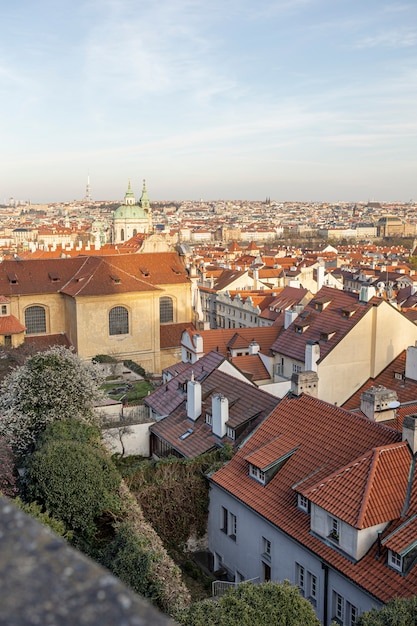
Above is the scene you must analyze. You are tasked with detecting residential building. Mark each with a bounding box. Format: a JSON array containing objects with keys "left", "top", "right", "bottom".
[
  {"left": 208, "top": 391, "right": 417, "bottom": 625},
  {"left": 271, "top": 286, "right": 417, "bottom": 406}
]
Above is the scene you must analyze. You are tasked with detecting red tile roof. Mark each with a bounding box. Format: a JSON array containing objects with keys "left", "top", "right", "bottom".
[
  {"left": 0, "top": 315, "right": 26, "bottom": 334},
  {"left": 185, "top": 326, "right": 281, "bottom": 357},
  {"left": 230, "top": 354, "right": 271, "bottom": 382},
  {"left": 210, "top": 393, "right": 417, "bottom": 603},
  {"left": 271, "top": 286, "right": 376, "bottom": 362}
]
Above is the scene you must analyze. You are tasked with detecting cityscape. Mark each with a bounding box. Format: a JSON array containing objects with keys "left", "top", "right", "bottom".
[
  {"left": 1, "top": 180, "right": 417, "bottom": 625},
  {"left": 2, "top": 0, "right": 417, "bottom": 623}
]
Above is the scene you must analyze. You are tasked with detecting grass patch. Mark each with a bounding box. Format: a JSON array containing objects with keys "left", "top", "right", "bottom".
[{"left": 101, "top": 380, "right": 154, "bottom": 403}]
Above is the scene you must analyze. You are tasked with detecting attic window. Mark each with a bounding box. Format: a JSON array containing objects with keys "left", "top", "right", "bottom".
[
  {"left": 249, "top": 464, "right": 266, "bottom": 484},
  {"left": 140, "top": 267, "right": 150, "bottom": 277},
  {"left": 320, "top": 331, "right": 336, "bottom": 342},
  {"left": 295, "top": 324, "right": 308, "bottom": 334},
  {"left": 298, "top": 494, "right": 310, "bottom": 513},
  {"left": 341, "top": 309, "right": 355, "bottom": 318},
  {"left": 314, "top": 302, "right": 323, "bottom": 312},
  {"left": 226, "top": 426, "right": 235, "bottom": 440},
  {"left": 110, "top": 274, "right": 121, "bottom": 284},
  {"left": 394, "top": 371, "right": 405, "bottom": 381},
  {"left": 7, "top": 273, "right": 18, "bottom": 284},
  {"left": 179, "top": 428, "right": 193, "bottom": 440},
  {"left": 171, "top": 266, "right": 181, "bottom": 275},
  {"left": 48, "top": 272, "right": 60, "bottom": 282},
  {"left": 388, "top": 550, "right": 403, "bottom": 572}
]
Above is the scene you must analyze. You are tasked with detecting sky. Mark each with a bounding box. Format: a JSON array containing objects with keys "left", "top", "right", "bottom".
[{"left": 1, "top": 0, "right": 416, "bottom": 204}]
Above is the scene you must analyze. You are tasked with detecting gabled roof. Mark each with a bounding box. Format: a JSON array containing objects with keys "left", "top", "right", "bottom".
[
  {"left": 300, "top": 442, "right": 411, "bottom": 529},
  {"left": 150, "top": 368, "right": 280, "bottom": 458},
  {"left": 0, "top": 253, "right": 189, "bottom": 299},
  {"left": 145, "top": 351, "right": 226, "bottom": 416},
  {"left": 184, "top": 326, "right": 281, "bottom": 357},
  {"left": 271, "top": 286, "right": 376, "bottom": 362},
  {"left": 210, "top": 393, "right": 417, "bottom": 603}
]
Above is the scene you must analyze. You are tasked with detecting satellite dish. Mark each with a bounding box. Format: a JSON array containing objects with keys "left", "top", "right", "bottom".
[{"left": 388, "top": 400, "right": 400, "bottom": 410}]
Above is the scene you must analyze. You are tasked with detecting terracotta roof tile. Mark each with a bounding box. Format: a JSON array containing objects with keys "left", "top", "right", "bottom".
[
  {"left": 0, "top": 315, "right": 26, "bottom": 334},
  {"left": 230, "top": 354, "right": 270, "bottom": 381},
  {"left": 301, "top": 442, "right": 411, "bottom": 529},
  {"left": 210, "top": 393, "right": 417, "bottom": 604}
]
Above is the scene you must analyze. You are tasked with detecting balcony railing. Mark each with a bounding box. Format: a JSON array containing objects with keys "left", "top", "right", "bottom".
[{"left": 212, "top": 577, "right": 260, "bottom": 598}]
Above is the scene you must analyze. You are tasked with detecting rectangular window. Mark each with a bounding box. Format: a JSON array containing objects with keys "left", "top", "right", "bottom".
[
  {"left": 226, "top": 426, "right": 235, "bottom": 440},
  {"left": 1, "top": 305, "right": 6, "bottom": 315},
  {"left": 249, "top": 464, "right": 266, "bottom": 484},
  {"left": 329, "top": 516, "right": 340, "bottom": 543},
  {"left": 296, "top": 563, "right": 305, "bottom": 595},
  {"left": 308, "top": 573, "right": 317, "bottom": 605},
  {"left": 205, "top": 412, "right": 213, "bottom": 426},
  {"left": 292, "top": 363, "right": 302, "bottom": 373},
  {"left": 298, "top": 494, "right": 309, "bottom": 512},
  {"left": 229, "top": 513, "right": 237, "bottom": 541},
  {"left": 388, "top": 550, "right": 403, "bottom": 572},
  {"left": 262, "top": 537, "right": 271, "bottom": 560},
  {"left": 332, "top": 592, "right": 358, "bottom": 626},
  {"left": 221, "top": 507, "right": 228, "bottom": 533}
]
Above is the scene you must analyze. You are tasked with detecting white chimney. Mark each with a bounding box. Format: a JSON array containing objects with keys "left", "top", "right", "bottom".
[
  {"left": 359, "top": 285, "right": 376, "bottom": 303},
  {"left": 249, "top": 340, "right": 260, "bottom": 355},
  {"left": 405, "top": 343, "right": 417, "bottom": 381},
  {"left": 284, "top": 308, "right": 298, "bottom": 329},
  {"left": 305, "top": 341, "right": 320, "bottom": 372},
  {"left": 186, "top": 374, "right": 202, "bottom": 421},
  {"left": 403, "top": 414, "right": 417, "bottom": 454},
  {"left": 212, "top": 394, "right": 229, "bottom": 438}
]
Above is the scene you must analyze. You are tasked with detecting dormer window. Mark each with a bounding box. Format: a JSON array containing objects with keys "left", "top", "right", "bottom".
[
  {"left": 320, "top": 331, "right": 336, "bottom": 342},
  {"left": 249, "top": 464, "right": 266, "bottom": 485},
  {"left": 298, "top": 494, "right": 310, "bottom": 513},
  {"left": 205, "top": 412, "right": 213, "bottom": 426},
  {"left": 388, "top": 550, "right": 403, "bottom": 572},
  {"left": 1, "top": 305, "right": 7, "bottom": 316},
  {"left": 226, "top": 426, "right": 235, "bottom": 440},
  {"left": 328, "top": 516, "right": 340, "bottom": 543}
]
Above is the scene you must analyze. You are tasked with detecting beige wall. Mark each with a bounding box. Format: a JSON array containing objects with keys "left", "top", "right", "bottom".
[{"left": 318, "top": 301, "right": 417, "bottom": 405}]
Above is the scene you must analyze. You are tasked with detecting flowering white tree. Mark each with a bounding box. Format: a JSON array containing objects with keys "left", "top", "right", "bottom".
[{"left": 0, "top": 346, "right": 105, "bottom": 457}]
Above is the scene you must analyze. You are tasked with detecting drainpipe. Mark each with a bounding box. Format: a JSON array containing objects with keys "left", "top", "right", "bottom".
[{"left": 321, "top": 562, "right": 328, "bottom": 626}]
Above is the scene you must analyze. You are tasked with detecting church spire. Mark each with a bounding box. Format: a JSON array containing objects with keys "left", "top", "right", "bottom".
[{"left": 139, "top": 178, "right": 151, "bottom": 210}]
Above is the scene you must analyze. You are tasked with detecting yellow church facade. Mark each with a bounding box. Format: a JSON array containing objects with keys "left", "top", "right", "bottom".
[{"left": 0, "top": 251, "right": 193, "bottom": 373}]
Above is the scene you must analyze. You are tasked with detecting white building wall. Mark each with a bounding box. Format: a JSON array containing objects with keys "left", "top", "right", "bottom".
[{"left": 208, "top": 484, "right": 383, "bottom": 626}]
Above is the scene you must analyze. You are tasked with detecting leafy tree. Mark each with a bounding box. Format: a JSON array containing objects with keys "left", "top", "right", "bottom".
[
  {"left": 0, "top": 346, "right": 105, "bottom": 456},
  {"left": 357, "top": 596, "right": 417, "bottom": 626},
  {"left": 177, "top": 580, "right": 321, "bottom": 626},
  {"left": 26, "top": 422, "right": 122, "bottom": 540},
  {"left": 14, "top": 498, "right": 73, "bottom": 540},
  {"left": 101, "top": 522, "right": 161, "bottom": 604},
  {"left": 0, "top": 436, "right": 18, "bottom": 497}
]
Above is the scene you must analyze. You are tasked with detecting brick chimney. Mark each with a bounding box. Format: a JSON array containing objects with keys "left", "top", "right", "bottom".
[{"left": 212, "top": 394, "right": 229, "bottom": 438}]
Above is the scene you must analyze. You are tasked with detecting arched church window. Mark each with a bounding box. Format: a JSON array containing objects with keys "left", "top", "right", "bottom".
[
  {"left": 160, "top": 297, "right": 173, "bottom": 324},
  {"left": 109, "top": 306, "right": 129, "bottom": 335},
  {"left": 133, "top": 229, "right": 137, "bottom": 236},
  {"left": 25, "top": 305, "right": 46, "bottom": 334},
  {"left": 120, "top": 229, "right": 125, "bottom": 241}
]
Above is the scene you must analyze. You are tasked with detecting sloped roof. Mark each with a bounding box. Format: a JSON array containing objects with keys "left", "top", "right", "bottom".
[
  {"left": 150, "top": 368, "right": 279, "bottom": 458},
  {"left": 0, "top": 315, "right": 26, "bottom": 334},
  {"left": 342, "top": 351, "right": 417, "bottom": 410},
  {"left": 185, "top": 326, "right": 281, "bottom": 357},
  {"left": 210, "top": 393, "right": 417, "bottom": 603},
  {"left": 230, "top": 354, "right": 271, "bottom": 382},
  {"left": 145, "top": 351, "right": 226, "bottom": 416},
  {"left": 301, "top": 442, "right": 411, "bottom": 529},
  {"left": 160, "top": 323, "right": 194, "bottom": 350},
  {"left": 0, "top": 253, "right": 189, "bottom": 299},
  {"left": 271, "top": 286, "right": 377, "bottom": 362}
]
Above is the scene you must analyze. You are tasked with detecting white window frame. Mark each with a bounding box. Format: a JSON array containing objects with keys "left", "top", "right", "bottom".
[
  {"left": 262, "top": 537, "right": 271, "bottom": 560},
  {"left": 296, "top": 563, "right": 305, "bottom": 596},
  {"left": 226, "top": 426, "right": 235, "bottom": 440},
  {"left": 308, "top": 572, "right": 317, "bottom": 605},
  {"left": 205, "top": 412, "right": 213, "bottom": 426},
  {"left": 249, "top": 464, "right": 266, "bottom": 485},
  {"left": 298, "top": 494, "right": 309, "bottom": 512},
  {"left": 388, "top": 550, "right": 403, "bottom": 572},
  {"left": 328, "top": 516, "right": 340, "bottom": 543}
]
